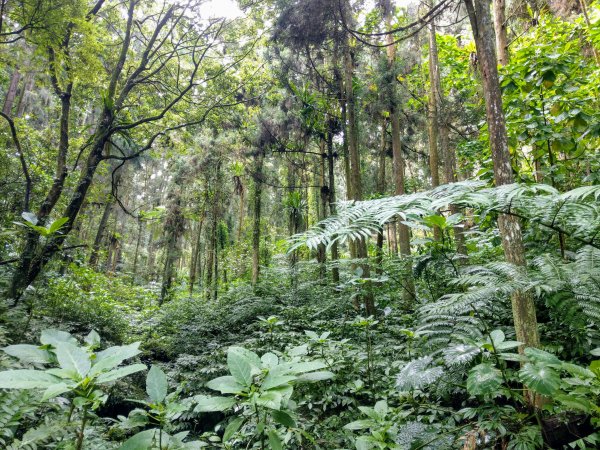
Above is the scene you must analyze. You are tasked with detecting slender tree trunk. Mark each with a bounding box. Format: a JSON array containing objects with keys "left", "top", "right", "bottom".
[
  {"left": 3, "top": 69, "right": 21, "bottom": 115},
  {"left": 344, "top": 44, "right": 375, "bottom": 316},
  {"left": 132, "top": 219, "right": 144, "bottom": 282},
  {"left": 89, "top": 199, "right": 114, "bottom": 268},
  {"left": 464, "top": 0, "right": 540, "bottom": 360},
  {"left": 383, "top": 0, "right": 415, "bottom": 305},
  {"left": 493, "top": 0, "right": 509, "bottom": 66},
  {"left": 16, "top": 73, "right": 34, "bottom": 118},
  {"left": 189, "top": 212, "right": 204, "bottom": 294},
  {"left": 317, "top": 140, "right": 328, "bottom": 280},
  {"left": 326, "top": 121, "right": 340, "bottom": 283},
  {"left": 251, "top": 147, "right": 265, "bottom": 286},
  {"left": 427, "top": 16, "right": 442, "bottom": 241}
]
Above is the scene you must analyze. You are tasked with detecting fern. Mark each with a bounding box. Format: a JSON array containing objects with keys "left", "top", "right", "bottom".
[{"left": 290, "top": 182, "right": 600, "bottom": 251}]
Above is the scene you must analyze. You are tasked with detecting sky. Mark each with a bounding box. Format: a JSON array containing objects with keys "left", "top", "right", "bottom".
[{"left": 198, "top": 0, "right": 243, "bottom": 20}]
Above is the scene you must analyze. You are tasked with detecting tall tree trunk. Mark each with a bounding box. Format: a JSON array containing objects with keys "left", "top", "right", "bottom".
[
  {"left": 3, "top": 69, "right": 21, "bottom": 115},
  {"left": 427, "top": 15, "right": 441, "bottom": 241},
  {"left": 493, "top": 0, "right": 509, "bottom": 66},
  {"left": 251, "top": 147, "right": 265, "bottom": 286},
  {"left": 317, "top": 140, "right": 328, "bottom": 280},
  {"left": 189, "top": 212, "right": 204, "bottom": 294},
  {"left": 344, "top": 44, "right": 375, "bottom": 316},
  {"left": 89, "top": 163, "right": 123, "bottom": 267},
  {"left": 160, "top": 191, "right": 184, "bottom": 305},
  {"left": 326, "top": 120, "right": 340, "bottom": 283},
  {"left": 464, "top": 0, "right": 540, "bottom": 361},
  {"left": 383, "top": 0, "right": 415, "bottom": 305},
  {"left": 132, "top": 219, "right": 144, "bottom": 282}
]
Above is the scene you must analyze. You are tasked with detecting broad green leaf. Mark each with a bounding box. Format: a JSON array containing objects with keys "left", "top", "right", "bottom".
[
  {"left": 467, "top": 363, "right": 503, "bottom": 396},
  {"left": 206, "top": 375, "right": 245, "bottom": 394},
  {"left": 262, "top": 374, "right": 296, "bottom": 390},
  {"left": 489, "top": 329, "right": 505, "bottom": 347},
  {"left": 261, "top": 352, "right": 278, "bottom": 368},
  {"left": 42, "top": 383, "right": 71, "bottom": 401},
  {"left": 267, "top": 430, "right": 283, "bottom": 450},
  {"left": 271, "top": 409, "right": 296, "bottom": 428},
  {"left": 227, "top": 347, "right": 255, "bottom": 386},
  {"left": 146, "top": 365, "right": 168, "bottom": 403},
  {"left": 443, "top": 344, "right": 480, "bottom": 366},
  {"left": 373, "top": 400, "right": 388, "bottom": 418},
  {"left": 47, "top": 217, "right": 69, "bottom": 234},
  {"left": 40, "top": 329, "right": 77, "bottom": 347},
  {"left": 90, "top": 342, "right": 141, "bottom": 376},
  {"left": 519, "top": 363, "right": 560, "bottom": 396},
  {"left": 119, "top": 429, "right": 159, "bottom": 450},
  {"left": 287, "top": 360, "right": 327, "bottom": 374},
  {"left": 495, "top": 340, "right": 522, "bottom": 351},
  {"left": 524, "top": 348, "right": 561, "bottom": 365},
  {"left": 84, "top": 330, "right": 101, "bottom": 347},
  {"left": 21, "top": 211, "right": 38, "bottom": 225},
  {"left": 554, "top": 394, "right": 596, "bottom": 413},
  {"left": 3, "top": 345, "right": 52, "bottom": 364},
  {"left": 223, "top": 417, "right": 244, "bottom": 441},
  {"left": 256, "top": 390, "right": 283, "bottom": 410},
  {"left": 194, "top": 396, "right": 235, "bottom": 412},
  {"left": 0, "top": 370, "right": 61, "bottom": 389},
  {"left": 590, "top": 348, "right": 600, "bottom": 357},
  {"left": 296, "top": 371, "right": 334, "bottom": 382},
  {"left": 343, "top": 419, "right": 377, "bottom": 430},
  {"left": 55, "top": 342, "right": 91, "bottom": 378},
  {"left": 96, "top": 363, "right": 146, "bottom": 384}
]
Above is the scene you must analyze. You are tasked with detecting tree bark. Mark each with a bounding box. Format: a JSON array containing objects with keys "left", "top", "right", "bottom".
[
  {"left": 493, "top": 0, "right": 509, "bottom": 66},
  {"left": 251, "top": 147, "right": 265, "bottom": 286},
  {"left": 326, "top": 120, "right": 340, "bottom": 283},
  {"left": 464, "top": 0, "right": 540, "bottom": 357},
  {"left": 344, "top": 44, "right": 375, "bottom": 316},
  {"left": 383, "top": 0, "right": 415, "bottom": 305},
  {"left": 3, "top": 68, "right": 21, "bottom": 115}
]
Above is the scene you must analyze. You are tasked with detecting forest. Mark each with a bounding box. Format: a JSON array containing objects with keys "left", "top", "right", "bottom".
[{"left": 0, "top": 0, "right": 599, "bottom": 448}]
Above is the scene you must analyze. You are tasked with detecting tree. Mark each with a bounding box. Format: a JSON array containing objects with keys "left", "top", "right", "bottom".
[{"left": 463, "top": 0, "right": 540, "bottom": 357}]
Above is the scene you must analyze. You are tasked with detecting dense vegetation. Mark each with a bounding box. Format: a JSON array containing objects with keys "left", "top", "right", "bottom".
[{"left": 0, "top": 0, "right": 599, "bottom": 448}]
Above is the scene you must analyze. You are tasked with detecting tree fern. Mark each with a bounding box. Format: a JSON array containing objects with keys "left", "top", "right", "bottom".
[{"left": 290, "top": 182, "right": 600, "bottom": 251}]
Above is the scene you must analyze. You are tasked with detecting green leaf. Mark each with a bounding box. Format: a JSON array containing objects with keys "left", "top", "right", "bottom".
[
  {"left": 90, "top": 342, "right": 141, "bottom": 376},
  {"left": 271, "top": 410, "right": 296, "bottom": 428},
  {"left": 40, "top": 329, "right": 77, "bottom": 347},
  {"left": 41, "top": 383, "right": 71, "bottom": 401},
  {"left": 21, "top": 211, "right": 38, "bottom": 225},
  {"left": 489, "top": 329, "right": 505, "bottom": 347},
  {"left": 194, "top": 396, "right": 236, "bottom": 412},
  {"left": 519, "top": 363, "right": 561, "bottom": 396},
  {"left": 146, "top": 365, "right": 168, "bottom": 403},
  {"left": 84, "top": 330, "right": 101, "bottom": 347},
  {"left": 286, "top": 360, "right": 327, "bottom": 374},
  {"left": 590, "top": 348, "right": 600, "bottom": 357},
  {"left": 55, "top": 342, "right": 91, "bottom": 378},
  {"left": 262, "top": 373, "right": 296, "bottom": 390},
  {"left": 206, "top": 375, "right": 245, "bottom": 394},
  {"left": 373, "top": 400, "right": 388, "bottom": 418},
  {"left": 119, "top": 429, "right": 160, "bottom": 450},
  {"left": 96, "top": 363, "right": 146, "bottom": 384},
  {"left": 3, "top": 344, "right": 52, "bottom": 364},
  {"left": 343, "top": 419, "right": 377, "bottom": 430},
  {"left": 0, "top": 370, "right": 61, "bottom": 389},
  {"left": 47, "top": 217, "right": 69, "bottom": 234},
  {"left": 227, "top": 347, "right": 256, "bottom": 386},
  {"left": 467, "top": 363, "right": 503, "bottom": 396},
  {"left": 267, "top": 430, "right": 283, "bottom": 450},
  {"left": 296, "top": 371, "right": 334, "bottom": 382},
  {"left": 223, "top": 417, "right": 244, "bottom": 441},
  {"left": 256, "top": 390, "right": 283, "bottom": 410},
  {"left": 524, "top": 347, "right": 561, "bottom": 365},
  {"left": 261, "top": 352, "right": 278, "bottom": 368}
]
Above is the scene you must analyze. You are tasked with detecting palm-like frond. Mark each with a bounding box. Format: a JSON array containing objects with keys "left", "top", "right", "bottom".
[{"left": 289, "top": 182, "right": 600, "bottom": 251}]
